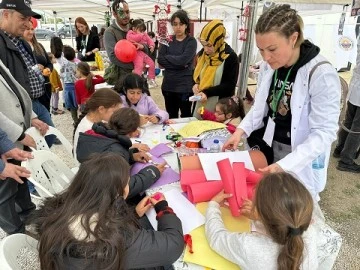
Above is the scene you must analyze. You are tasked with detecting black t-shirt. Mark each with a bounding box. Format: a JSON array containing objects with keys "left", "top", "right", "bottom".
[{"left": 266, "top": 40, "right": 320, "bottom": 145}]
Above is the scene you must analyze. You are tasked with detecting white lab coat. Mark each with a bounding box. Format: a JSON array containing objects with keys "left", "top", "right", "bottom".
[{"left": 239, "top": 54, "right": 341, "bottom": 200}]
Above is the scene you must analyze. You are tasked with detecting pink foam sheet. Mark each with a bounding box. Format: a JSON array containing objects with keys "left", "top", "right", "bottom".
[
  {"left": 180, "top": 169, "right": 207, "bottom": 191},
  {"left": 233, "top": 162, "right": 248, "bottom": 208},
  {"left": 187, "top": 181, "right": 224, "bottom": 203},
  {"left": 217, "top": 158, "right": 240, "bottom": 217}
]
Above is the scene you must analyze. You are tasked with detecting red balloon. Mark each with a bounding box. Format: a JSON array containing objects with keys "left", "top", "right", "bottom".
[
  {"left": 114, "top": 39, "right": 137, "bottom": 63},
  {"left": 31, "top": 18, "right": 38, "bottom": 29}
]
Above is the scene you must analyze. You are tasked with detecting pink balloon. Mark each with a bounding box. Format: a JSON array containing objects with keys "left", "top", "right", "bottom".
[
  {"left": 31, "top": 18, "right": 38, "bottom": 29},
  {"left": 114, "top": 39, "right": 137, "bottom": 63}
]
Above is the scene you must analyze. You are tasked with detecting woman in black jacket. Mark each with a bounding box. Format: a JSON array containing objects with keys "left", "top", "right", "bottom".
[
  {"left": 30, "top": 152, "right": 184, "bottom": 270},
  {"left": 77, "top": 108, "right": 166, "bottom": 202},
  {"left": 192, "top": 20, "right": 239, "bottom": 119},
  {"left": 75, "top": 17, "right": 100, "bottom": 62}
]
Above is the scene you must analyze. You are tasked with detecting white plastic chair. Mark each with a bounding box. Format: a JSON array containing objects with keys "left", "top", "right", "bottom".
[
  {"left": 22, "top": 150, "right": 75, "bottom": 198},
  {"left": 25, "top": 126, "right": 79, "bottom": 167},
  {"left": 0, "top": 233, "right": 39, "bottom": 270}
]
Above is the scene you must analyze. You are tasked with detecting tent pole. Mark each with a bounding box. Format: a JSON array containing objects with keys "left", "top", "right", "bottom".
[{"left": 237, "top": 0, "right": 258, "bottom": 99}]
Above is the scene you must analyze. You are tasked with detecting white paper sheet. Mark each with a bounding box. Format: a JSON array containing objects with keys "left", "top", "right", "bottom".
[
  {"left": 145, "top": 189, "right": 205, "bottom": 234},
  {"left": 198, "top": 152, "right": 255, "bottom": 181}
]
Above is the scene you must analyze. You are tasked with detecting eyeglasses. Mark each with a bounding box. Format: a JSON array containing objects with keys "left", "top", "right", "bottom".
[{"left": 214, "top": 111, "right": 224, "bottom": 116}]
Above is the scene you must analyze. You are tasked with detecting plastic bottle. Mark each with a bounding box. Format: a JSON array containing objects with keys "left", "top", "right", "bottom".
[
  {"left": 312, "top": 154, "right": 325, "bottom": 169},
  {"left": 209, "top": 139, "right": 221, "bottom": 153}
]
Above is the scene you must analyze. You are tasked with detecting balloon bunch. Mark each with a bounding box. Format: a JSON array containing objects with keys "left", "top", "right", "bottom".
[{"left": 154, "top": 0, "right": 172, "bottom": 46}]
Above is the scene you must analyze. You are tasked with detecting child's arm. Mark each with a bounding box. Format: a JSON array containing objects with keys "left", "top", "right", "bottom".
[
  {"left": 93, "top": 75, "right": 105, "bottom": 84},
  {"left": 201, "top": 109, "right": 217, "bottom": 122},
  {"left": 146, "top": 96, "right": 169, "bottom": 124},
  {"left": 126, "top": 30, "right": 142, "bottom": 44},
  {"left": 226, "top": 123, "right": 237, "bottom": 134},
  {"left": 144, "top": 32, "right": 155, "bottom": 49},
  {"left": 74, "top": 81, "right": 82, "bottom": 105},
  {"left": 124, "top": 200, "right": 184, "bottom": 268},
  {"left": 205, "top": 201, "right": 249, "bottom": 266}
]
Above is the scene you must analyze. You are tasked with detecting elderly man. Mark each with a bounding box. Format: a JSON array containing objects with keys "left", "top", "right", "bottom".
[
  {"left": 104, "top": 0, "right": 149, "bottom": 84},
  {"left": 0, "top": 54, "right": 48, "bottom": 234},
  {"left": 0, "top": 0, "right": 55, "bottom": 146}
]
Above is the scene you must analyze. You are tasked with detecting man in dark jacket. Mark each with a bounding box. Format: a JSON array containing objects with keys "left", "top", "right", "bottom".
[
  {"left": 77, "top": 122, "right": 164, "bottom": 200},
  {"left": 104, "top": 0, "right": 150, "bottom": 84},
  {"left": 0, "top": 0, "right": 55, "bottom": 146}
]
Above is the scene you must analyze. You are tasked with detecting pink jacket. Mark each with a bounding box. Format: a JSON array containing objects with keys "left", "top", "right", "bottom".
[{"left": 126, "top": 30, "right": 155, "bottom": 48}]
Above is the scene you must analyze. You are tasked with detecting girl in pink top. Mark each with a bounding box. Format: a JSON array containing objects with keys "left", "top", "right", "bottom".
[{"left": 126, "top": 19, "right": 157, "bottom": 87}]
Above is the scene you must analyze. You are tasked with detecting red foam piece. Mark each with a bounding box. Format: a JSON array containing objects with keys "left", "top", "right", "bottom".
[
  {"left": 217, "top": 159, "right": 239, "bottom": 217},
  {"left": 180, "top": 169, "right": 207, "bottom": 191},
  {"left": 233, "top": 162, "right": 248, "bottom": 208},
  {"left": 187, "top": 181, "right": 224, "bottom": 203}
]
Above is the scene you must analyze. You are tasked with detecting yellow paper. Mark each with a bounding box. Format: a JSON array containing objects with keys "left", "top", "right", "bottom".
[
  {"left": 183, "top": 202, "right": 250, "bottom": 270},
  {"left": 177, "top": 120, "right": 226, "bottom": 138}
]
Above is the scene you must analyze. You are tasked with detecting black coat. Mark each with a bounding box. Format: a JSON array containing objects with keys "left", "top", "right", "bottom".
[
  {"left": 0, "top": 30, "right": 35, "bottom": 97},
  {"left": 76, "top": 123, "right": 161, "bottom": 199},
  {"left": 76, "top": 30, "right": 100, "bottom": 62}
]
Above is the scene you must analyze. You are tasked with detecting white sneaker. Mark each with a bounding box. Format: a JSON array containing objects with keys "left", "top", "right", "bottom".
[{"left": 148, "top": 79, "right": 158, "bottom": 88}]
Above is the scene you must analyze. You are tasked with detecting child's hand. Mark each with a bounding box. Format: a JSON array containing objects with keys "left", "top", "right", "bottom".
[
  {"left": 133, "top": 152, "right": 150, "bottom": 163},
  {"left": 140, "top": 115, "right": 149, "bottom": 126},
  {"left": 211, "top": 190, "right": 232, "bottom": 204},
  {"left": 135, "top": 196, "right": 153, "bottom": 217},
  {"left": 148, "top": 115, "right": 159, "bottom": 124},
  {"left": 132, "top": 143, "right": 150, "bottom": 152},
  {"left": 154, "top": 162, "right": 167, "bottom": 174},
  {"left": 240, "top": 199, "right": 259, "bottom": 220}
]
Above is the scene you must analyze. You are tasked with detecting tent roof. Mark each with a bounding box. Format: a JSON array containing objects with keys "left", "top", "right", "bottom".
[{"left": 32, "top": 0, "right": 352, "bottom": 24}]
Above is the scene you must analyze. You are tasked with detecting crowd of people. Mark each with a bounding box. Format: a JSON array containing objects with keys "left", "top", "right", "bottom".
[{"left": 0, "top": 0, "right": 354, "bottom": 269}]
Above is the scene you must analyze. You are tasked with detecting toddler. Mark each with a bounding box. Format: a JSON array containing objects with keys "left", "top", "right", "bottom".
[
  {"left": 126, "top": 19, "right": 157, "bottom": 87},
  {"left": 47, "top": 52, "right": 64, "bottom": 115}
]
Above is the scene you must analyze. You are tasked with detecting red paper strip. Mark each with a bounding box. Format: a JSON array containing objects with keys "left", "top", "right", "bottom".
[
  {"left": 187, "top": 181, "right": 224, "bottom": 203},
  {"left": 233, "top": 162, "right": 248, "bottom": 208},
  {"left": 217, "top": 159, "right": 240, "bottom": 217},
  {"left": 180, "top": 169, "right": 207, "bottom": 191}
]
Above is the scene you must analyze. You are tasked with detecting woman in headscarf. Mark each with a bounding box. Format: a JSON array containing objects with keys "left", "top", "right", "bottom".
[{"left": 193, "top": 20, "right": 239, "bottom": 119}]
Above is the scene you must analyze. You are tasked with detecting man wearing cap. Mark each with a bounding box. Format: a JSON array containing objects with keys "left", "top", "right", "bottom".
[
  {"left": 0, "top": 0, "right": 55, "bottom": 146},
  {"left": 104, "top": 0, "right": 149, "bottom": 84}
]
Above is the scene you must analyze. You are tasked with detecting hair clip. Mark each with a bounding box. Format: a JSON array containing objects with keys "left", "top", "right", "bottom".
[{"left": 288, "top": 226, "right": 302, "bottom": 236}]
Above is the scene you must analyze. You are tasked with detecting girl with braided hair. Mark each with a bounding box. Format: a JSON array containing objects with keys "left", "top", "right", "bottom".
[
  {"left": 205, "top": 172, "right": 342, "bottom": 270},
  {"left": 224, "top": 4, "right": 341, "bottom": 200}
]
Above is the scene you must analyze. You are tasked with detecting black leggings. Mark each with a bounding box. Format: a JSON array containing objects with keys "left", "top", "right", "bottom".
[{"left": 162, "top": 91, "right": 193, "bottom": 119}]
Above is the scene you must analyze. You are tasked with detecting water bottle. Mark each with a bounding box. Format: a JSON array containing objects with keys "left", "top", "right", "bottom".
[
  {"left": 208, "top": 139, "right": 221, "bottom": 153},
  {"left": 312, "top": 154, "right": 325, "bottom": 185},
  {"left": 31, "top": 65, "right": 45, "bottom": 84}
]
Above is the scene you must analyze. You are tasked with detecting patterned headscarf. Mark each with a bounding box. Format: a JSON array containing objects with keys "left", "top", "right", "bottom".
[{"left": 193, "top": 20, "right": 230, "bottom": 90}]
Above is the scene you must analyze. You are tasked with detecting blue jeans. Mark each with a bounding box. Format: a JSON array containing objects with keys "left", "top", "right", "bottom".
[{"left": 32, "top": 99, "right": 55, "bottom": 147}]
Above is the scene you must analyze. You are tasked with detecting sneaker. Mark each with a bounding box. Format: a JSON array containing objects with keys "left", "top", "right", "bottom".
[
  {"left": 148, "top": 79, "right": 158, "bottom": 88},
  {"left": 336, "top": 161, "right": 360, "bottom": 173},
  {"left": 332, "top": 148, "right": 341, "bottom": 158},
  {"left": 55, "top": 109, "right": 65, "bottom": 114},
  {"left": 51, "top": 109, "right": 59, "bottom": 115}
]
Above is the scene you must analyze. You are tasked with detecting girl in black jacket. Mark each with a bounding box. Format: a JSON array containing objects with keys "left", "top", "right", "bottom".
[
  {"left": 30, "top": 152, "right": 184, "bottom": 270},
  {"left": 77, "top": 108, "right": 166, "bottom": 201}
]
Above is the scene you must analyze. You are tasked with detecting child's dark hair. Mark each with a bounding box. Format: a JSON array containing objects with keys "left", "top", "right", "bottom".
[
  {"left": 170, "top": 10, "right": 190, "bottom": 35},
  {"left": 109, "top": 108, "right": 140, "bottom": 135},
  {"left": 77, "top": 62, "right": 94, "bottom": 93},
  {"left": 148, "top": 31, "right": 155, "bottom": 38},
  {"left": 217, "top": 96, "right": 245, "bottom": 119},
  {"left": 114, "top": 73, "right": 150, "bottom": 106},
  {"left": 74, "top": 88, "right": 122, "bottom": 131},
  {"left": 129, "top": 19, "right": 146, "bottom": 32},
  {"left": 254, "top": 172, "right": 313, "bottom": 270},
  {"left": 29, "top": 152, "right": 139, "bottom": 269},
  {"left": 50, "top": 37, "right": 63, "bottom": 58},
  {"left": 63, "top": 45, "right": 76, "bottom": 61}
]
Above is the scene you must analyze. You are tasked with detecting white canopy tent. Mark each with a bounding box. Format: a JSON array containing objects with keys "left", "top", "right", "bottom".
[{"left": 32, "top": 0, "right": 353, "bottom": 25}]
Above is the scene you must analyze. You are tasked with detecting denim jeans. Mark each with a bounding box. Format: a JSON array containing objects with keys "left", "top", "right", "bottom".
[{"left": 32, "top": 99, "right": 55, "bottom": 147}]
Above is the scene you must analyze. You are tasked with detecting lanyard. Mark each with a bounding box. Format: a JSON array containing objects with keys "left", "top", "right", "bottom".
[{"left": 271, "top": 67, "right": 293, "bottom": 118}]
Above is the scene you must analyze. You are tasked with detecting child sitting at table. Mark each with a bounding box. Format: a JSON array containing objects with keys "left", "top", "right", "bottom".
[
  {"left": 198, "top": 96, "right": 245, "bottom": 133},
  {"left": 75, "top": 62, "right": 105, "bottom": 112},
  {"left": 30, "top": 152, "right": 184, "bottom": 269},
  {"left": 205, "top": 172, "right": 342, "bottom": 270},
  {"left": 76, "top": 107, "right": 166, "bottom": 203},
  {"left": 115, "top": 73, "right": 169, "bottom": 124}
]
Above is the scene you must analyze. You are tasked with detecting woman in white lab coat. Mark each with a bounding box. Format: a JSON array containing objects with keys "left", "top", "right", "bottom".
[{"left": 224, "top": 4, "right": 340, "bottom": 200}]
